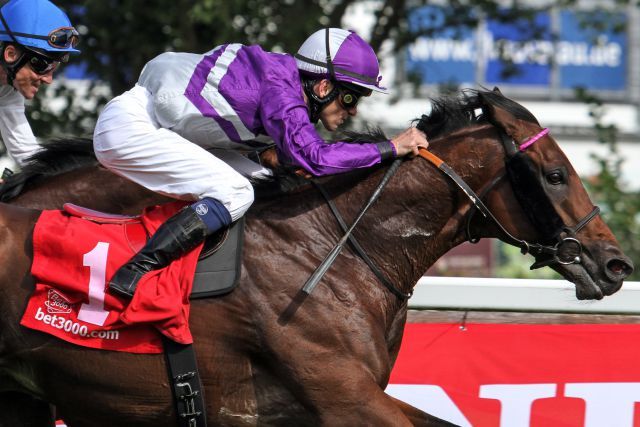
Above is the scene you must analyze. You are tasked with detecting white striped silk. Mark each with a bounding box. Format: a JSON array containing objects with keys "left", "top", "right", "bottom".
[{"left": 200, "top": 43, "right": 257, "bottom": 142}]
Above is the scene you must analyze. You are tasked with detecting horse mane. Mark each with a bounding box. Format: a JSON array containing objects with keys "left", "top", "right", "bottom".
[
  {"left": 0, "top": 138, "right": 97, "bottom": 202},
  {"left": 416, "top": 89, "right": 539, "bottom": 137}
]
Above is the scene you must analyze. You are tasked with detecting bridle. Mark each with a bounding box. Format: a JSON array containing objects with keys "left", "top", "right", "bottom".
[
  {"left": 311, "top": 126, "right": 600, "bottom": 302},
  {"left": 418, "top": 127, "right": 600, "bottom": 270}
]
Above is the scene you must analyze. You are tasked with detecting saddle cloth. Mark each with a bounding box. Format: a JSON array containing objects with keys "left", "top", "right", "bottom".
[
  {"left": 21, "top": 202, "right": 202, "bottom": 353},
  {"left": 60, "top": 202, "right": 244, "bottom": 299}
]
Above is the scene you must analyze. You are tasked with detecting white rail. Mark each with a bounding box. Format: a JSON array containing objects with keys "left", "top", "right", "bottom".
[{"left": 409, "top": 277, "right": 640, "bottom": 314}]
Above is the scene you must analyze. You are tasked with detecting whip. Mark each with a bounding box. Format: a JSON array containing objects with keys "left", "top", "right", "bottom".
[{"left": 302, "top": 158, "right": 403, "bottom": 295}]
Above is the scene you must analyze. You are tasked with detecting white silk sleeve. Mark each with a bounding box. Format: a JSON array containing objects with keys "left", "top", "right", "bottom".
[{"left": 0, "top": 86, "right": 41, "bottom": 166}]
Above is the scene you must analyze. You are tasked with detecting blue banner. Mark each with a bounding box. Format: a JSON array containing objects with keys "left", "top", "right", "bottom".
[
  {"left": 559, "top": 11, "right": 626, "bottom": 90},
  {"left": 406, "top": 6, "right": 627, "bottom": 91},
  {"left": 485, "top": 12, "right": 552, "bottom": 86},
  {"left": 406, "top": 7, "right": 475, "bottom": 85}
]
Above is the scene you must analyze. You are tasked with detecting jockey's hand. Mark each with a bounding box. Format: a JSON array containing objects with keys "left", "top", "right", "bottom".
[
  {"left": 259, "top": 147, "right": 280, "bottom": 169},
  {"left": 391, "top": 127, "right": 429, "bottom": 157},
  {"left": 295, "top": 168, "right": 312, "bottom": 179}
]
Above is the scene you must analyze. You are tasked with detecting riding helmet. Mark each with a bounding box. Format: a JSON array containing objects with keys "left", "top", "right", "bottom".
[
  {"left": 295, "top": 28, "right": 387, "bottom": 94},
  {"left": 0, "top": 0, "right": 80, "bottom": 60}
]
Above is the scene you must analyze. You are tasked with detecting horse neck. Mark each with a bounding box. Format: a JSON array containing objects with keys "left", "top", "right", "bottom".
[
  {"left": 329, "top": 125, "right": 505, "bottom": 297},
  {"left": 0, "top": 204, "right": 41, "bottom": 350}
]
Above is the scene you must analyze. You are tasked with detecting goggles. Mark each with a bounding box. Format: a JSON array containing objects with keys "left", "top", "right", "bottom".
[
  {"left": 0, "top": 18, "right": 79, "bottom": 50},
  {"left": 338, "top": 87, "right": 362, "bottom": 110},
  {"left": 27, "top": 53, "right": 58, "bottom": 74},
  {"left": 44, "top": 27, "right": 79, "bottom": 49}
]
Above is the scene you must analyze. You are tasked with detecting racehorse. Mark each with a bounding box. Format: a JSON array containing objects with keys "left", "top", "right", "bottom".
[{"left": 0, "top": 89, "right": 633, "bottom": 426}]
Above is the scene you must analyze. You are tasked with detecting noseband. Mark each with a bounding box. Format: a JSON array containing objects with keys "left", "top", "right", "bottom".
[{"left": 418, "top": 128, "right": 600, "bottom": 270}]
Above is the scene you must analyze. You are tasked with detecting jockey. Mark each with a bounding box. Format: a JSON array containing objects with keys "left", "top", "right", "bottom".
[
  {"left": 0, "top": 0, "right": 80, "bottom": 167},
  {"left": 95, "top": 28, "right": 429, "bottom": 299}
]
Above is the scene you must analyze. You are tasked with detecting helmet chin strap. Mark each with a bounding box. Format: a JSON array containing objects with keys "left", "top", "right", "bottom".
[
  {"left": 302, "top": 78, "right": 339, "bottom": 123},
  {"left": 0, "top": 10, "right": 26, "bottom": 88},
  {"left": 1, "top": 63, "right": 17, "bottom": 87},
  {"left": 300, "top": 28, "right": 343, "bottom": 123},
  {"left": 0, "top": 44, "right": 26, "bottom": 88}
]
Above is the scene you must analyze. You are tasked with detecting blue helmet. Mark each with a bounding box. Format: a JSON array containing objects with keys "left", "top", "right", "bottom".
[{"left": 0, "top": 0, "right": 80, "bottom": 59}]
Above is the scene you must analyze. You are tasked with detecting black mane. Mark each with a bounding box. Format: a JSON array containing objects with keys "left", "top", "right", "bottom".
[
  {"left": 0, "top": 138, "right": 97, "bottom": 202},
  {"left": 416, "top": 89, "right": 539, "bottom": 137}
]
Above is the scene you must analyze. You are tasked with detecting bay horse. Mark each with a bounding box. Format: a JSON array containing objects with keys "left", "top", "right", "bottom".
[{"left": 0, "top": 89, "right": 633, "bottom": 426}]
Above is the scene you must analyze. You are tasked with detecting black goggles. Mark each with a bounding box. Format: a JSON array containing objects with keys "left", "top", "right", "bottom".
[
  {"left": 27, "top": 53, "right": 58, "bottom": 74},
  {"left": 338, "top": 87, "right": 362, "bottom": 110}
]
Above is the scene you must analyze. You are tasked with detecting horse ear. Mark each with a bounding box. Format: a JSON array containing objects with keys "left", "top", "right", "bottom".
[
  {"left": 478, "top": 91, "right": 521, "bottom": 141},
  {"left": 492, "top": 86, "right": 503, "bottom": 95}
]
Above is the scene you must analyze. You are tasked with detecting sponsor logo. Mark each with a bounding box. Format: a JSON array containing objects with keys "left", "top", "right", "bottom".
[
  {"left": 45, "top": 289, "right": 73, "bottom": 314},
  {"left": 195, "top": 203, "right": 208, "bottom": 216},
  {"left": 34, "top": 307, "right": 120, "bottom": 340}
]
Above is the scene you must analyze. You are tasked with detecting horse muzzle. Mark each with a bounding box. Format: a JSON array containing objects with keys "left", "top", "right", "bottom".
[{"left": 566, "top": 242, "right": 634, "bottom": 300}]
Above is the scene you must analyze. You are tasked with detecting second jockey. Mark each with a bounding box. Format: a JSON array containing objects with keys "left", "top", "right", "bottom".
[
  {"left": 0, "top": 0, "right": 80, "bottom": 168},
  {"left": 94, "top": 27, "right": 429, "bottom": 299}
]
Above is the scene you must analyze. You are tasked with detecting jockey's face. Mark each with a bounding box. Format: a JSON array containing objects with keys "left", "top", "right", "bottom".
[
  {"left": 3, "top": 44, "right": 55, "bottom": 99},
  {"left": 314, "top": 79, "right": 358, "bottom": 132}
]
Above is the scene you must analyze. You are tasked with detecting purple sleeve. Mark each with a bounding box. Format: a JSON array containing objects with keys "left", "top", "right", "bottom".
[{"left": 258, "top": 67, "right": 394, "bottom": 176}]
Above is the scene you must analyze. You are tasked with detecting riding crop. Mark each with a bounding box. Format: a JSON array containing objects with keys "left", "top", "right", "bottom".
[{"left": 302, "top": 158, "right": 403, "bottom": 295}]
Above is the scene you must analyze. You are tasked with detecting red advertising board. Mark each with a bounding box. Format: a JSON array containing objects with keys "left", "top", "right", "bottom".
[{"left": 388, "top": 323, "right": 640, "bottom": 426}]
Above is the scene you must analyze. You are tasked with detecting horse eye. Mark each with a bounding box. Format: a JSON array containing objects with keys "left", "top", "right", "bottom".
[{"left": 546, "top": 170, "right": 564, "bottom": 185}]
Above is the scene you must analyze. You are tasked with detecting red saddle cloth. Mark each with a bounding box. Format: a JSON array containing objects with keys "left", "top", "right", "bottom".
[{"left": 20, "top": 201, "right": 203, "bottom": 354}]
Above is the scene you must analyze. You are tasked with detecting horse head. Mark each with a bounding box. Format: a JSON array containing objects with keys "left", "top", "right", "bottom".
[{"left": 457, "top": 88, "right": 634, "bottom": 299}]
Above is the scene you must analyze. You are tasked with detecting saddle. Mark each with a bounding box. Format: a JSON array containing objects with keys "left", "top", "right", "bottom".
[{"left": 62, "top": 203, "right": 244, "bottom": 299}]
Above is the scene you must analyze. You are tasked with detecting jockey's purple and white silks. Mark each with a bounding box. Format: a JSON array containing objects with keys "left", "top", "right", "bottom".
[
  {"left": 94, "top": 43, "right": 392, "bottom": 220},
  {"left": 0, "top": 85, "right": 41, "bottom": 166},
  {"left": 137, "top": 43, "right": 389, "bottom": 174}
]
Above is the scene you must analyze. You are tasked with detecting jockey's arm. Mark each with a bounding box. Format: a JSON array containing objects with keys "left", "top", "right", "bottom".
[
  {"left": 259, "top": 82, "right": 395, "bottom": 177},
  {"left": 0, "top": 85, "right": 41, "bottom": 166}
]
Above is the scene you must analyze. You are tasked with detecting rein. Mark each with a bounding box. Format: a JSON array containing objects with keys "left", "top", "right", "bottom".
[
  {"left": 417, "top": 128, "right": 601, "bottom": 270},
  {"left": 312, "top": 179, "right": 412, "bottom": 301},
  {"left": 302, "top": 159, "right": 407, "bottom": 299}
]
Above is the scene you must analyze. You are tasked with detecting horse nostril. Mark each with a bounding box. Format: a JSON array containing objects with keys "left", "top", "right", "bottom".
[{"left": 607, "top": 258, "right": 634, "bottom": 279}]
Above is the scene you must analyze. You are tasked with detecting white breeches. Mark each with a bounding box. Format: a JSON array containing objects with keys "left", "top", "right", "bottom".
[{"left": 93, "top": 84, "right": 254, "bottom": 221}]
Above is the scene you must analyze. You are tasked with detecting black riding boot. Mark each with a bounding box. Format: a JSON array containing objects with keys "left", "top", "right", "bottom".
[{"left": 108, "top": 207, "right": 209, "bottom": 299}]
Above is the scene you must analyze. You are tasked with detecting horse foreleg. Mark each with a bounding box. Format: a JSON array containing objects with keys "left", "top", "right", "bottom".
[
  {"left": 313, "top": 385, "right": 455, "bottom": 427},
  {"left": 0, "top": 393, "right": 55, "bottom": 427},
  {"left": 389, "top": 395, "right": 459, "bottom": 427}
]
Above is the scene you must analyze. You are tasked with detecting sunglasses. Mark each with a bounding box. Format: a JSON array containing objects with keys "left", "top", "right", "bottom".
[{"left": 27, "top": 53, "right": 58, "bottom": 74}]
